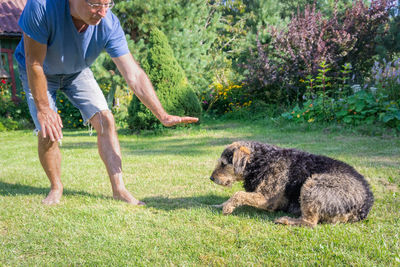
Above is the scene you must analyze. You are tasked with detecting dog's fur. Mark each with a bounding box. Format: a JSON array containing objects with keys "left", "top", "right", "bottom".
[{"left": 210, "top": 141, "right": 374, "bottom": 227}]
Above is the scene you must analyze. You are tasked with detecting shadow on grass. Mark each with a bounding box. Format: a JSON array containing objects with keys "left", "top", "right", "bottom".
[
  {"left": 0, "top": 181, "right": 109, "bottom": 200},
  {"left": 0, "top": 181, "right": 286, "bottom": 221},
  {"left": 142, "top": 194, "right": 284, "bottom": 222}
]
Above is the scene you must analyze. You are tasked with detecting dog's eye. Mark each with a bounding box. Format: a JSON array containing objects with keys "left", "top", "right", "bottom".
[
  {"left": 220, "top": 159, "right": 227, "bottom": 168},
  {"left": 221, "top": 158, "right": 229, "bottom": 166}
]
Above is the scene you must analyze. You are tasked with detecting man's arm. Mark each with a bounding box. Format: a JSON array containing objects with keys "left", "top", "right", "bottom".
[
  {"left": 112, "top": 53, "right": 198, "bottom": 127},
  {"left": 24, "top": 33, "right": 63, "bottom": 141}
]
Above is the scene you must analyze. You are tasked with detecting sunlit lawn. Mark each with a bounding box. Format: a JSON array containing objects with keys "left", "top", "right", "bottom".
[{"left": 0, "top": 119, "right": 399, "bottom": 265}]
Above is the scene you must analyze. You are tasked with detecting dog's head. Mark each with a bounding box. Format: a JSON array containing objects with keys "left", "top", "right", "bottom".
[{"left": 210, "top": 142, "right": 251, "bottom": 187}]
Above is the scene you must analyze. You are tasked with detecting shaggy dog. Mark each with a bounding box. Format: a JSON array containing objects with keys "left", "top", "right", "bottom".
[{"left": 210, "top": 141, "right": 374, "bottom": 227}]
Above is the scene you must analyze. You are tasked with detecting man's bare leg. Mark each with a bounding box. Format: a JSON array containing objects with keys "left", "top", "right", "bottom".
[
  {"left": 38, "top": 133, "right": 63, "bottom": 205},
  {"left": 90, "top": 110, "right": 144, "bottom": 205}
]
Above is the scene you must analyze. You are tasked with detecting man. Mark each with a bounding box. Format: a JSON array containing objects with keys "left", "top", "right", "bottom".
[{"left": 14, "top": 0, "right": 198, "bottom": 205}]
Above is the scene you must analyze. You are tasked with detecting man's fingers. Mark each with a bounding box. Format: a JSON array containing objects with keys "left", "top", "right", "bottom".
[
  {"left": 38, "top": 110, "right": 63, "bottom": 141},
  {"left": 47, "top": 125, "right": 56, "bottom": 142},
  {"left": 162, "top": 115, "right": 199, "bottom": 127},
  {"left": 57, "top": 114, "right": 63, "bottom": 129},
  {"left": 41, "top": 123, "right": 47, "bottom": 138},
  {"left": 42, "top": 122, "right": 62, "bottom": 142},
  {"left": 180, "top": 116, "right": 199, "bottom": 124},
  {"left": 56, "top": 116, "right": 63, "bottom": 139}
]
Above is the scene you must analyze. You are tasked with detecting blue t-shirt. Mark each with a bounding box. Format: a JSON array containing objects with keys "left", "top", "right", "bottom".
[{"left": 15, "top": 0, "right": 129, "bottom": 75}]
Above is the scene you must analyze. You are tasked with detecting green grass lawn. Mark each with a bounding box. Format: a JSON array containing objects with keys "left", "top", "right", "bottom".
[{"left": 1, "top": 119, "right": 399, "bottom": 266}]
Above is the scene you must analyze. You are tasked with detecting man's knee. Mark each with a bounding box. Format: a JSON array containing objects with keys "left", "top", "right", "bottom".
[
  {"left": 38, "top": 132, "right": 59, "bottom": 149},
  {"left": 90, "top": 110, "right": 115, "bottom": 133}
]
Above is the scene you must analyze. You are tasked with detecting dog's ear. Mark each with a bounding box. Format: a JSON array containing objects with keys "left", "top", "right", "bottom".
[{"left": 233, "top": 145, "right": 251, "bottom": 175}]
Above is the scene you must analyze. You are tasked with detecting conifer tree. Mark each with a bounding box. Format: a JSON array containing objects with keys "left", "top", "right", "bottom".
[
  {"left": 114, "top": 0, "right": 221, "bottom": 93},
  {"left": 128, "top": 28, "right": 202, "bottom": 130}
]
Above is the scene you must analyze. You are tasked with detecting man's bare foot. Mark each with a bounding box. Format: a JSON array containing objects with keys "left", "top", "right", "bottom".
[
  {"left": 113, "top": 188, "right": 145, "bottom": 205},
  {"left": 42, "top": 188, "right": 63, "bottom": 205}
]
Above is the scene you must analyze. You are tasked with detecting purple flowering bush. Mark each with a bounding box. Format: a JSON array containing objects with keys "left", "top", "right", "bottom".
[{"left": 243, "top": 0, "right": 394, "bottom": 105}]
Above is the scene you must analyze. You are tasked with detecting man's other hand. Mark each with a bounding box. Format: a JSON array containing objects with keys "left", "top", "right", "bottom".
[{"left": 37, "top": 108, "right": 63, "bottom": 141}]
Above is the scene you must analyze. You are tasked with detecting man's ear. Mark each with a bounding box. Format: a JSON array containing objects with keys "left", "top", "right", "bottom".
[{"left": 233, "top": 146, "right": 250, "bottom": 175}]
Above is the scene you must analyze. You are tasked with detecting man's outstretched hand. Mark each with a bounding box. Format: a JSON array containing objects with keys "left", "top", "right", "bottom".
[{"left": 160, "top": 115, "right": 199, "bottom": 127}]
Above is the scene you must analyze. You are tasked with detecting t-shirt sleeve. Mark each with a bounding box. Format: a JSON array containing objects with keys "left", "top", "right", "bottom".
[
  {"left": 105, "top": 15, "right": 129, "bottom": 58},
  {"left": 18, "top": 0, "right": 49, "bottom": 44}
]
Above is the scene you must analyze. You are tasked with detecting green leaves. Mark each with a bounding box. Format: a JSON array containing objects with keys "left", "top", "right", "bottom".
[{"left": 283, "top": 89, "right": 400, "bottom": 130}]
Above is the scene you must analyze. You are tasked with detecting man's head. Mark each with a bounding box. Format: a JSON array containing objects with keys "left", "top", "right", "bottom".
[{"left": 70, "top": 0, "right": 115, "bottom": 25}]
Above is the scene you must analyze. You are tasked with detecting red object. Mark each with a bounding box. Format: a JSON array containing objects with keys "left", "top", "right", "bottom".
[{"left": 0, "top": 48, "right": 18, "bottom": 101}]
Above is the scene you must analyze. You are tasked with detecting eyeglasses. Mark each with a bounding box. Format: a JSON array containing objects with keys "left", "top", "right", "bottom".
[{"left": 85, "top": 0, "right": 115, "bottom": 10}]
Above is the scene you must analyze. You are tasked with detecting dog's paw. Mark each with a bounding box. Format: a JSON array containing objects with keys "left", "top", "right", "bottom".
[
  {"left": 274, "top": 216, "right": 291, "bottom": 225},
  {"left": 222, "top": 204, "right": 235, "bottom": 215}
]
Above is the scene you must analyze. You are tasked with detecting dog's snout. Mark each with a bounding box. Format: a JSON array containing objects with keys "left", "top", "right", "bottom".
[{"left": 210, "top": 176, "right": 215, "bottom": 181}]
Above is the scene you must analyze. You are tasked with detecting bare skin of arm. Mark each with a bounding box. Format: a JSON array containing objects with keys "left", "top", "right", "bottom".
[
  {"left": 23, "top": 33, "right": 63, "bottom": 141},
  {"left": 112, "top": 53, "right": 199, "bottom": 126}
]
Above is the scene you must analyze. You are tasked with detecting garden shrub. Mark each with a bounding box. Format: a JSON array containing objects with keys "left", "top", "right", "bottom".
[
  {"left": 282, "top": 90, "right": 400, "bottom": 131},
  {"left": 374, "top": 1, "right": 400, "bottom": 60},
  {"left": 201, "top": 81, "right": 252, "bottom": 115},
  {"left": 0, "top": 79, "right": 32, "bottom": 131},
  {"left": 56, "top": 92, "right": 84, "bottom": 129},
  {"left": 127, "top": 28, "right": 202, "bottom": 130}
]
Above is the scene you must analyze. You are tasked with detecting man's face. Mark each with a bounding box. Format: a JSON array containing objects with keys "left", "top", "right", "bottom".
[{"left": 76, "top": 0, "right": 114, "bottom": 25}]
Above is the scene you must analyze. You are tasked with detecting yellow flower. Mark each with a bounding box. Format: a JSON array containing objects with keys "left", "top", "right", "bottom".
[
  {"left": 79, "top": 119, "right": 83, "bottom": 122},
  {"left": 60, "top": 99, "right": 63, "bottom": 103},
  {"left": 68, "top": 121, "right": 71, "bottom": 123},
  {"left": 297, "top": 114, "right": 300, "bottom": 118},
  {"left": 308, "top": 118, "right": 315, "bottom": 123},
  {"left": 58, "top": 110, "right": 61, "bottom": 113}
]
